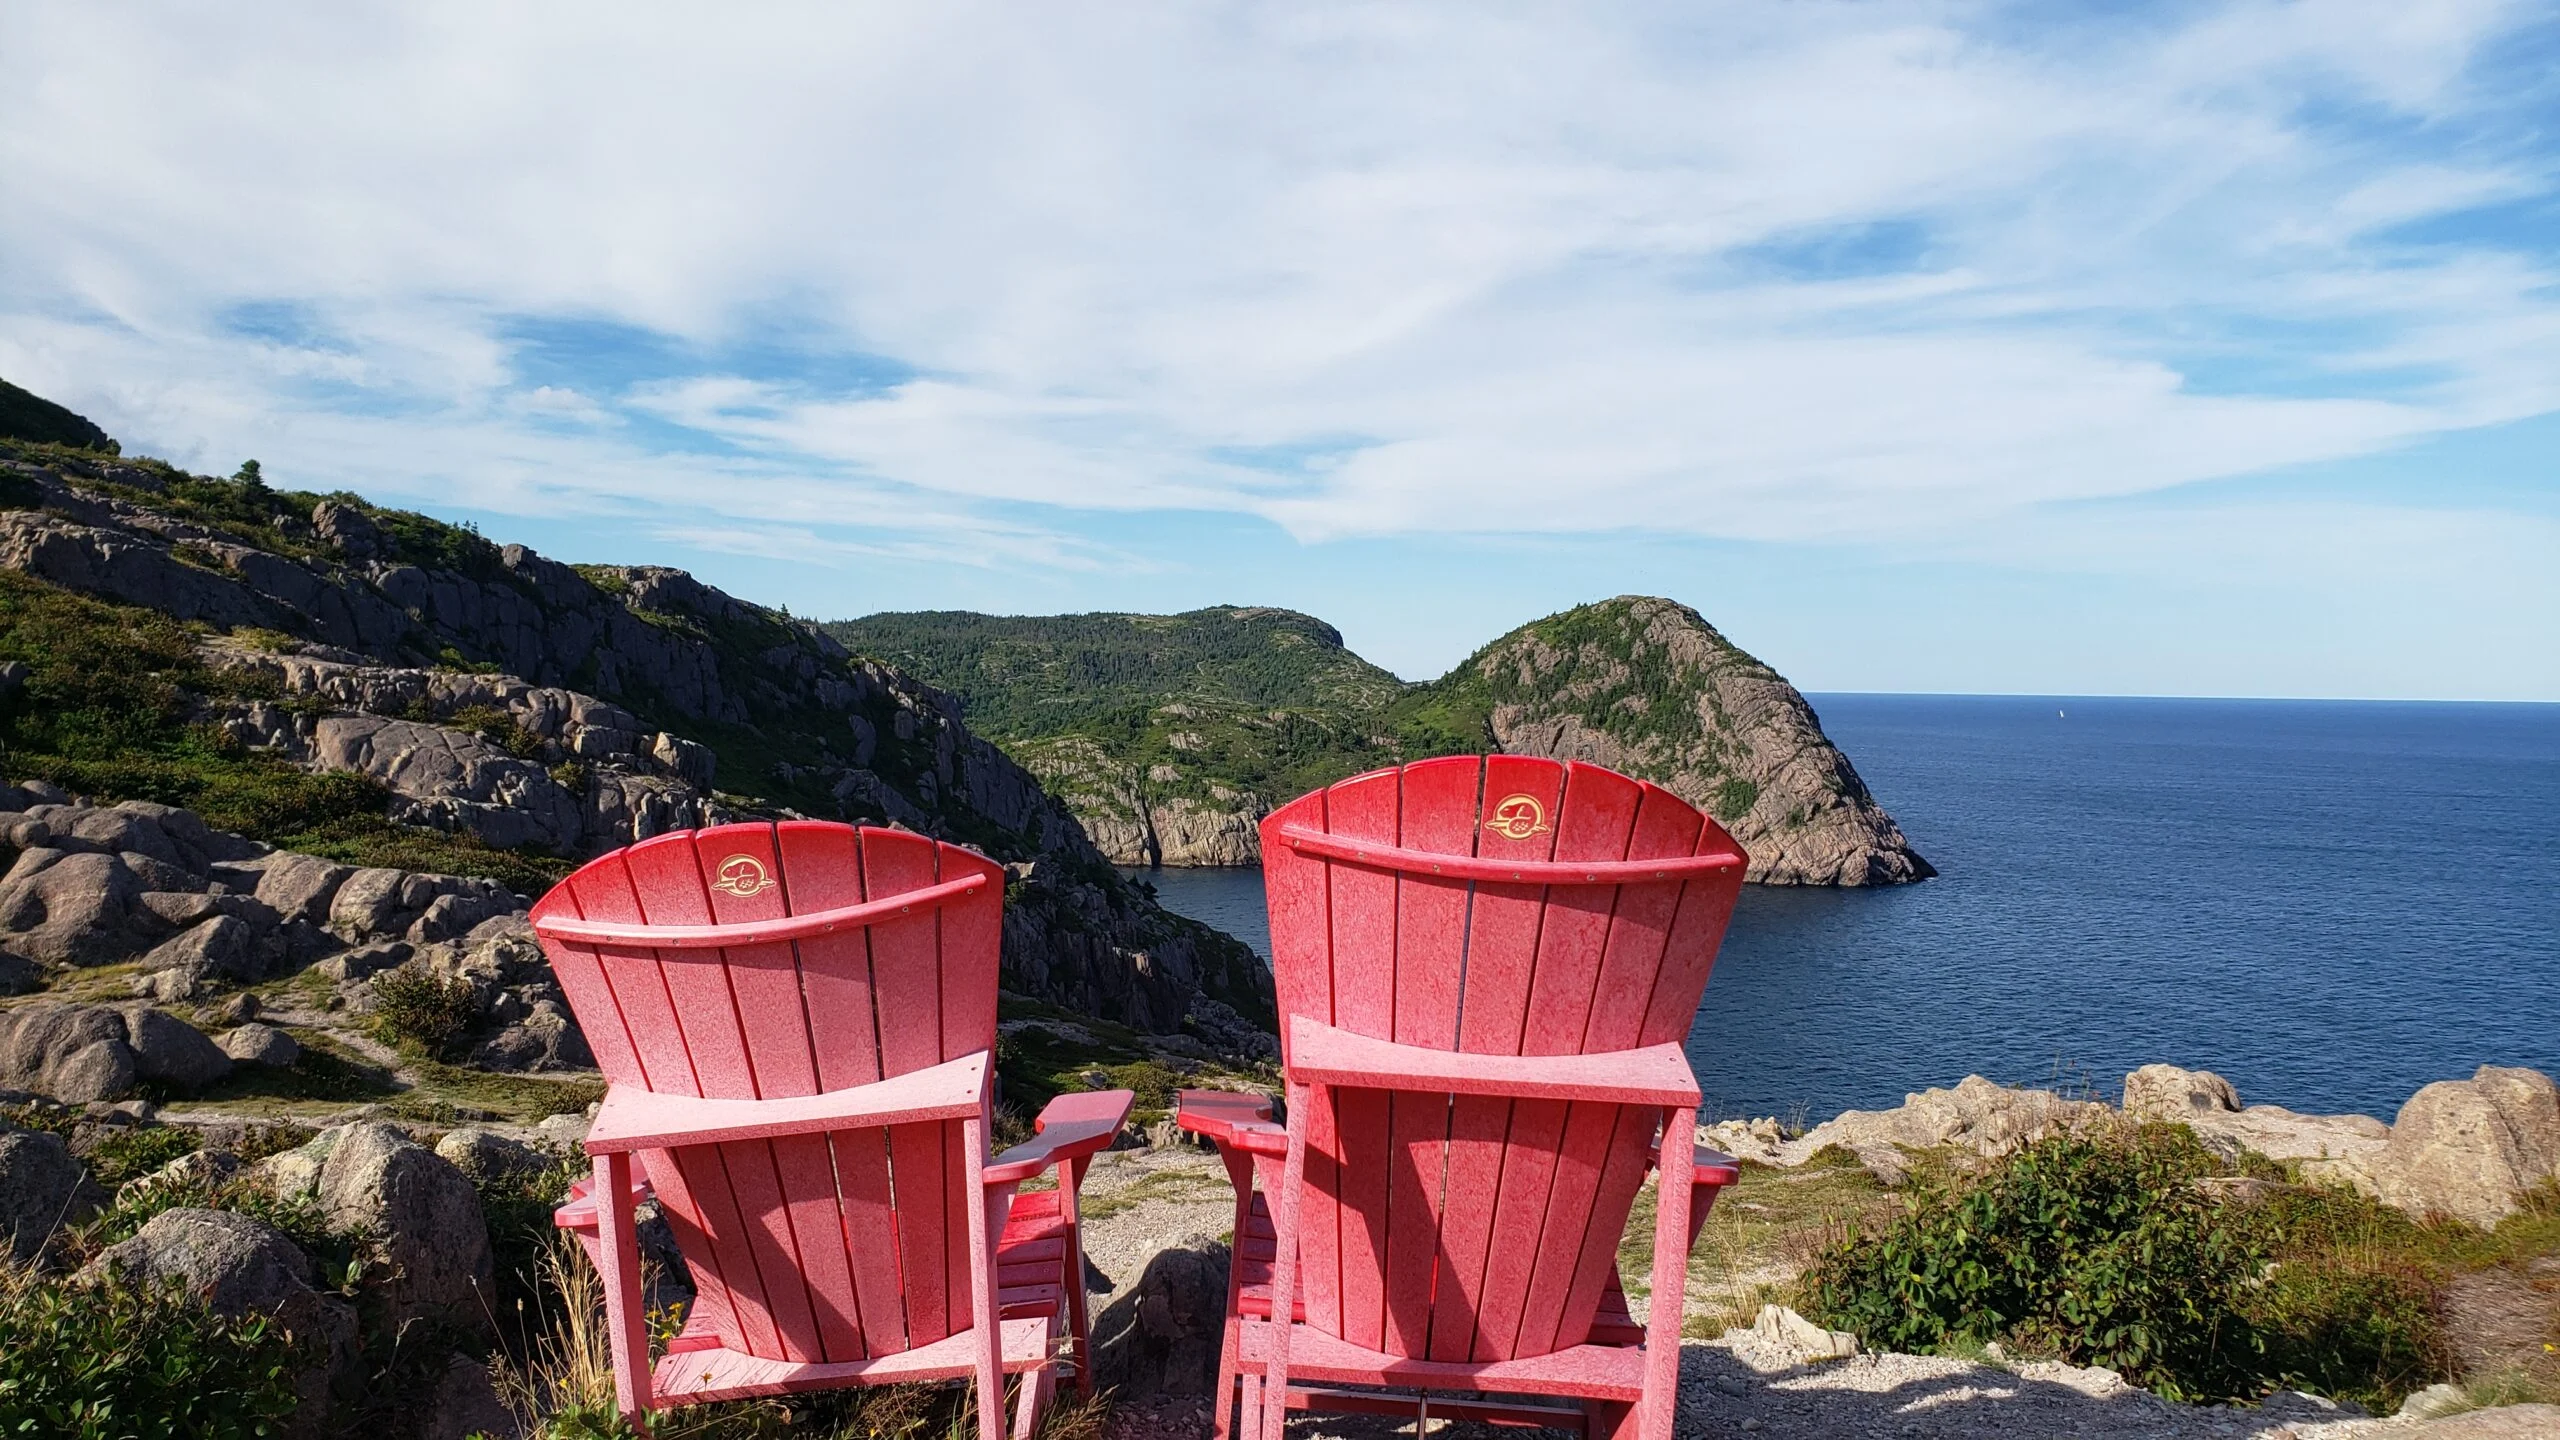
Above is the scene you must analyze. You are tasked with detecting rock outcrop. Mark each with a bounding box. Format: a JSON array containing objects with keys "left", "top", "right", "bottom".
[
  {"left": 1709, "top": 1074, "right": 2109, "bottom": 1183},
  {"left": 1715, "top": 1063, "right": 2560, "bottom": 1228},
  {"left": 2122, "top": 1062, "right": 2390, "bottom": 1186},
  {"left": 0, "top": 1002, "right": 231, "bottom": 1102},
  {"left": 2371, "top": 1066, "right": 2560, "bottom": 1228},
  {"left": 0, "top": 449, "right": 1272, "bottom": 1041},
  {"left": 1445, "top": 598, "right": 1932, "bottom": 885}
]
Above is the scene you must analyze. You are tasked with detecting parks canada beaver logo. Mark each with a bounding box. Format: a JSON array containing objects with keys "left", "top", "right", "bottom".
[
  {"left": 710, "top": 854, "right": 777, "bottom": 898},
  {"left": 1482, "top": 793, "right": 1552, "bottom": 841}
]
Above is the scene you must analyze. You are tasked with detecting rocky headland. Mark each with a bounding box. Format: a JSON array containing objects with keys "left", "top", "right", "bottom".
[
  {"left": 0, "top": 437, "right": 1270, "bottom": 1043},
  {"left": 834, "top": 596, "right": 1933, "bottom": 885}
]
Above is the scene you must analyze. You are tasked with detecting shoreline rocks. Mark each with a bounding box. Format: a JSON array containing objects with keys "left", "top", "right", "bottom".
[{"left": 1710, "top": 1062, "right": 2560, "bottom": 1227}]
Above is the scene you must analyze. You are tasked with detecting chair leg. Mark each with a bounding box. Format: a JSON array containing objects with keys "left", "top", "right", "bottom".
[
  {"left": 1209, "top": 1178, "right": 1252, "bottom": 1440},
  {"left": 593, "top": 1152, "right": 653, "bottom": 1433},
  {"left": 1062, "top": 1161, "right": 1094, "bottom": 1396},
  {"left": 1237, "top": 1371, "right": 1264, "bottom": 1440},
  {"left": 1638, "top": 1107, "right": 1698, "bottom": 1440},
  {"left": 1010, "top": 1363, "right": 1054, "bottom": 1440}
]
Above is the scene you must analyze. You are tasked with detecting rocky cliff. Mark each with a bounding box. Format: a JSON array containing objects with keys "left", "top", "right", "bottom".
[
  {"left": 1421, "top": 597, "right": 1933, "bottom": 886},
  {"left": 0, "top": 437, "right": 1269, "bottom": 1042},
  {"left": 833, "top": 597, "right": 1931, "bottom": 885}
]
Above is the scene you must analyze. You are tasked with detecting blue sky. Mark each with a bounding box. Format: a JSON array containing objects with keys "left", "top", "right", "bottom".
[{"left": 3, "top": 3, "right": 2554, "bottom": 698}]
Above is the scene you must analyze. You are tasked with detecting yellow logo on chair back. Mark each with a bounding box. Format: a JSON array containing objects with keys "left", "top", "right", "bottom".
[
  {"left": 1483, "top": 793, "right": 1552, "bottom": 842},
  {"left": 710, "top": 854, "right": 777, "bottom": 898}
]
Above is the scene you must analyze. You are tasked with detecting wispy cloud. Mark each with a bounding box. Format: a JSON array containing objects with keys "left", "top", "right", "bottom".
[{"left": 0, "top": 1, "right": 2552, "bottom": 689}]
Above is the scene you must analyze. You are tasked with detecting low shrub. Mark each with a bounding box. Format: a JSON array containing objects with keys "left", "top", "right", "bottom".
[
  {"left": 0, "top": 1265, "right": 302, "bottom": 1437},
  {"left": 80, "top": 1125, "right": 202, "bottom": 1187},
  {"left": 371, "top": 965, "right": 483, "bottom": 1055},
  {"left": 1800, "top": 1123, "right": 2451, "bottom": 1410},
  {"left": 1804, "top": 1123, "right": 2266, "bottom": 1401}
]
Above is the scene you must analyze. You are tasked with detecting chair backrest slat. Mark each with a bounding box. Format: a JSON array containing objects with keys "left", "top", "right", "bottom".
[
  {"left": 532, "top": 820, "right": 1006, "bottom": 1365},
  {"left": 1261, "top": 758, "right": 1744, "bottom": 1365}
]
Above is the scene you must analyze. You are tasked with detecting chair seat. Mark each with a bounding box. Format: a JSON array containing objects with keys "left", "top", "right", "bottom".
[
  {"left": 1229, "top": 1193, "right": 1643, "bottom": 1347},
  {"left": 654, "top": 1315, "right": 1056, "bottom": 1406}
]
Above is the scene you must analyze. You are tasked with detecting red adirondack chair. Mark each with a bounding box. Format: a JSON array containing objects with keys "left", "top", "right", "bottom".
[
  {"left": 1176, "top": 757, "right": 1747, "bottom": 1440},
  {"left": 528, "top": 821, "right": 1132, "bottom": 1437}
]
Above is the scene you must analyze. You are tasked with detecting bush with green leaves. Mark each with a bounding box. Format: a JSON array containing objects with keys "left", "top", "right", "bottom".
[
  {"left": 0, "top": 1267, "right": 302, "bottom": 1437},
  {"left": 371, "top": 964, "right": 483, "bottom": 1054},
  {"left": 1801, "top": 1123, "right": 2449, "bottom": 1409}
]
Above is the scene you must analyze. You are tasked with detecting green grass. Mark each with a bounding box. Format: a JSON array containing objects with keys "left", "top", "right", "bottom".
[{"left": 402, "top": 1060, "right": 604, "bottom": 1124}]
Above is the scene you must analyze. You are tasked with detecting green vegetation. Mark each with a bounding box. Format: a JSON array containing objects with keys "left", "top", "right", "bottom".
[
  {"left": 1801, "top": 1124, "right": 2468, "bottom": 1410},
  {"left": 0, "top": 1267, "right": 302, "bottom": 1437},
  {"left": 370, "top": 964, "right": 483, "bottom": 1055},
  {"left": 0, "top": 376, "right": 117, "bottom": 452},
  {"left": 830, "top": 606, "right": 1428, "bottom": 814},
  {"left": 0, "top": 566, "right": 571, "bottom": 893},
  {"left": 829, "top": 597, "right": 1786, "bottom": 834}
]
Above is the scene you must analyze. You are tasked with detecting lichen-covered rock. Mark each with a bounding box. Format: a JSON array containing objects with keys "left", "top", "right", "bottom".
[
  {"left": 432, "top": 1128, "right": 551, "bottom": 1185},
  {"left": 80, "top": 1207, "right": 359, "bottom": 1433},
  {"left": 2120, "top": 1063, "right": 2389, "bottom": 1183},
  {"left": 2372, "top": 1066, "right": 2560, "bottom": 1227},
  {"left": 309, "top": 1121, "right": 496, "bottom": 1333},
  {"left": 0, "top": 1002, "right": 138, "bottom": 1100},
  {"left": 0, "top": 1123, "right": 108, "bottom": 1260},
  {"left": 221, "top": 1022, "right": 302, "bottom": 1067}
]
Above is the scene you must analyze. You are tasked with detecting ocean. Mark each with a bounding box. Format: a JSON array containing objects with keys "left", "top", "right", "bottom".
[{"left": 1122, "top": 696, "right": 2560, "bottom": 1123}]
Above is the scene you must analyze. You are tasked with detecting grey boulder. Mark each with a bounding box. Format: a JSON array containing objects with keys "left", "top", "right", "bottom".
[
  {"left": 432, "top": 1127, "right": 553, "bottom": 1186},
  {"left": 80, "top": 1207, "right": 359, "bottom": 1432},
  {"left": 221, "top": 1022, "right": 302, "bottom": 1068},
  {"left": 0, "top": 848, "right": 149, "bottom": 965},
  {"left": 1089, "top": 1240, "right": 1230, "bottom": 1397},
  {"left": 283, "top": 1121, "right": 496, "bottom": 1334},
  {"left": 2373, "top": 1065, "right": 2560, "bottom": 1227},
  {"left": 0, "top": 1123, "right": 109, "bottom": 1260},
  {"left": 0, "top": 1002, "right": 228, "bottom": 1103},
  {"left": 120, "top": 1004, "right": 234, "bottom": 1091}
]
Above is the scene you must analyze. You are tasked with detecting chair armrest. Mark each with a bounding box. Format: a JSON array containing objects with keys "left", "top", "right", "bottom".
[
  {"left": 553, "top": 1167, "right": 654, "bottom": 1231},
  {"left": 1175, "top": 1088, "right": 1289, "bottom": 1155},
  {"left": 1289, "top": 1017, "right": 1703, "bottom": 1108},
  {"left": 584, "top": 1051, "right": 989, "bottom": 1154},
  {"left": 1686, "top": 1145, "right": 1741, "bottom": 1189},
  {"left": 984, "top": 1088, "right": 1135, "bottom": 1184}
]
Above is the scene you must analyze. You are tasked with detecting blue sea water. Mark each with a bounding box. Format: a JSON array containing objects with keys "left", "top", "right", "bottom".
[{"left": 1123, "top": 696, "right": 2560, "bottom": 1123}]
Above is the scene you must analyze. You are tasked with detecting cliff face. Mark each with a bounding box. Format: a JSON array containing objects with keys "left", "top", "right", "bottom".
[
  {"left": 0, "top": 439, "right": 1270, "bottom": 1040},
  {"left": 1426, "top": 597, "right": 1932, "bottom": 886}
]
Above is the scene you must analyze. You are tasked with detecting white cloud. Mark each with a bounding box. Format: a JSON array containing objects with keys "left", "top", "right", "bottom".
[{"left": 0, "top": 0, "right": 2553, "bottom": 565}]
